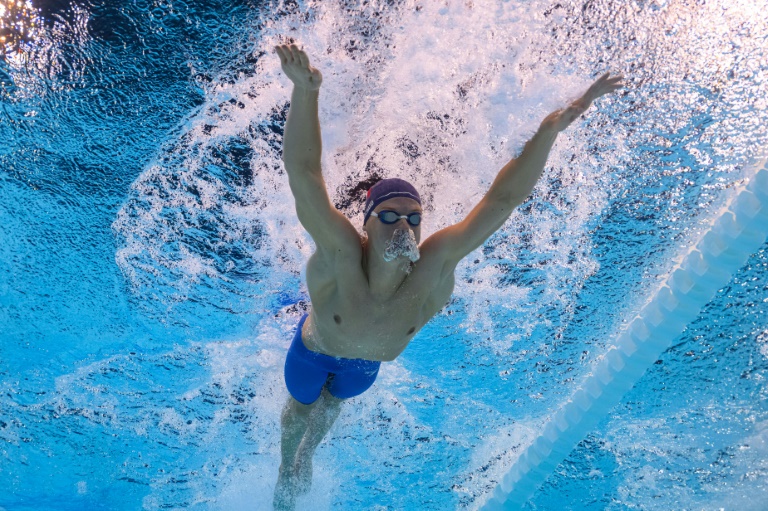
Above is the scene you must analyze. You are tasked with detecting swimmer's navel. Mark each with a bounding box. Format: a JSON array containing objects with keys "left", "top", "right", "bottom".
[
  {"left": 407, "top": 326, "right": 415, "bottom": 335},
  {"left": 334, "top": 314, "right": 342, "bottom": 324}
]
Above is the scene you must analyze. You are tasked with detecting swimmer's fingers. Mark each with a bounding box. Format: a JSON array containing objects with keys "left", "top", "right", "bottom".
[
  {"left": 602, "top": 72, "right": 625, "bottom": 92},
  {"left": 279, "top": 44, "right": 312, "bottom": 71},
  {"left": 588, "top": 72, "right": 625, "bottom": 99},
  {"left": 542, "top": 72, "right": 625, "bottom": 132},
  {"left": 274, "top": 43, "right": 322, "bottom": 90},
  {"left": 296, "top": 49, "right": 310, "bottom": 69},
  {"left": 274, "top": 43, "right": 304, "bottom": 65},
  {"left": 596, "top": 71, "right": 624, "bottom": 84},
  {"left": 285, "top": 43, "right": 302, "bottom": 67},
  {"left": 292, "top": 46, "right": 323, "bottom": 89},
  {"left": 275, "top": 45, "right": 289, "bottom": 65},
  {"left": 275, "top": 44, "right": 297, "bottom": 66}
]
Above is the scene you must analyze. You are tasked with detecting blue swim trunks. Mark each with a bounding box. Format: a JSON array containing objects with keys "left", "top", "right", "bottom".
[{"left": 284, "top": 314, "right": 381, "bottom": 405}]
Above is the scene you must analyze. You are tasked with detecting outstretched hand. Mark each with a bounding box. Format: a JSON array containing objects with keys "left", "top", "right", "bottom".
[
  {"left": 275, "top": 43, "right": 323, "bottom": 91},
  {"left": 542, "top": 72, "right": 624, "bottom": 132}
]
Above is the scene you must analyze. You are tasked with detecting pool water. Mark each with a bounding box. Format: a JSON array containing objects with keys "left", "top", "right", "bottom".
[{"left": 1, "top": 0, "right": 767, "bottom": 509}]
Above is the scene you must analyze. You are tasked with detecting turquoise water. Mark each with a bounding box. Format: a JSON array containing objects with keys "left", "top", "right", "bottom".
[{"left": 1, "top": 0, "right": 767, "bottom": 509}]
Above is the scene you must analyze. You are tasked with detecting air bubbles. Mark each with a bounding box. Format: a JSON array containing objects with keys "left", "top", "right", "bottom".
[{"left": 758, "top": 329, "right": 768, "bottom": 359}]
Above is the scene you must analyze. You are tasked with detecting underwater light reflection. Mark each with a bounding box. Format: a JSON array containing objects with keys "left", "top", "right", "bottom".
[{"left": 0, "top": 0, "right": 42, "bottom": 58}]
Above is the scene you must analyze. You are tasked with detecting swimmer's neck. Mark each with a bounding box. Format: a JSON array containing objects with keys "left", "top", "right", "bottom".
[{"left": 361, "top": 238, "right": 413, "bottom": 300}]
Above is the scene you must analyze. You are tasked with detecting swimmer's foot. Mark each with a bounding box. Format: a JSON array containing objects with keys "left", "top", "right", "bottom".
[
  {"left": 273, "top": 464, "right": 298, "bottom": 511},
  {"left": 294, "top": 456, "right": 313, "bottom": 495}
]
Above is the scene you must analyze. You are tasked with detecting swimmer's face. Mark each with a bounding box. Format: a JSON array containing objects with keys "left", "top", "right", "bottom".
[{"left": 363, "top": 197, "right": 422, "bottom": 250}]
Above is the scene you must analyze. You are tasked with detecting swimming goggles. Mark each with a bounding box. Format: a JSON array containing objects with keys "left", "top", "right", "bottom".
[{"left": 370, "top": 210, "right": 422, "bottom": 226}]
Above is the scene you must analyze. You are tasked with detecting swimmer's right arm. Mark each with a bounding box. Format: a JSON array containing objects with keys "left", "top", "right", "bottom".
[
  {"left": 275, "top": 43, "right": 361, "bottom": 257},
  {"left": 276, "top": 43, "right": 323, "bottom": 168}
]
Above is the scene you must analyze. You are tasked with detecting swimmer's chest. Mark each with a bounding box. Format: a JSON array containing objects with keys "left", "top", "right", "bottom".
[{"left": 305, "top": 251, "right": 454, "bottom": 353}]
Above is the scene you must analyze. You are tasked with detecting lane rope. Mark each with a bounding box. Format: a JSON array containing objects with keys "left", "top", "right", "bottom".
[{"left": 480, "top": 158, "right": 768, "bottom": 510}]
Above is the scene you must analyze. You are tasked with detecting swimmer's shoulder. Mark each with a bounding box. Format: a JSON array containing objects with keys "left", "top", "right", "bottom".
[
  {"left": 307, "top": 236, "right": 367, "bottom": 295},
  {"left": 417, "top": 232, "right": 463, "bottom": 280}
]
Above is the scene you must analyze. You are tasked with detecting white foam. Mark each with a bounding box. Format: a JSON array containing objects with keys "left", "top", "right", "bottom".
[{"left": 758, "top": 329, "right": 768, "bottom": 360}]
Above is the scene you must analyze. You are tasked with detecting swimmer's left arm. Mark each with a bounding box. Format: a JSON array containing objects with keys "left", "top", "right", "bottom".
[{"left": 426, "top": 72, "right": 624, "bottom": 267}]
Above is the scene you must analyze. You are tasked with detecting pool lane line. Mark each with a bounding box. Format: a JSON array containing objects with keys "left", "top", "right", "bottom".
[{"left": 480, "top": 157, "right": 768, "bottom": 510}]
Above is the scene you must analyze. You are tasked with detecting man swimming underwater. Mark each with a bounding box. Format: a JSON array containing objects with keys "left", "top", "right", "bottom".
[{"left": 272, "top": 41, "right": 623, "bottom": 510}]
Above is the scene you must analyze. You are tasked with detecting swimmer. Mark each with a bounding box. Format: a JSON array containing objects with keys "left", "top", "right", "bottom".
[{"left": 272, "top": 41, "right": 623, "bottom": 510}]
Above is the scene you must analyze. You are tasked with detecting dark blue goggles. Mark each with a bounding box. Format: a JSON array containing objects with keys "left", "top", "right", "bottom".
[{"left": 370, "top": 210, "right": 422, "bottom": 226}]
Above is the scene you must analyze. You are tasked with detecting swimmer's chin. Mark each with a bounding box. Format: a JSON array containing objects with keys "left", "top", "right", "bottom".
[
  {"left": 382, "top": 251, "right": 420, "bottom": 264},
  {"left": 381, "top": 256, "right": 417, "bottom": 275}
]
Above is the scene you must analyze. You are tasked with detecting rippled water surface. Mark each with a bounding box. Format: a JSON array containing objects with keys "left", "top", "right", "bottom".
[{"left": 1, "top": 0, "right": 767, "bottom": 509}]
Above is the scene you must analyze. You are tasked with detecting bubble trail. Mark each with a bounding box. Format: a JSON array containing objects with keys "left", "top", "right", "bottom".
[
  {"left": 383, "top": 228, "right": 420, "bottom": 263},
  {"left": 480, "top": 157, "right": 768, "bottom": 510}
]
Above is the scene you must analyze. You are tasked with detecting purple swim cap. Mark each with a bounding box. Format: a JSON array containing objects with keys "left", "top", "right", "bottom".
[{"left": 363, "top": 178, "right": 421, "bottom": 224}]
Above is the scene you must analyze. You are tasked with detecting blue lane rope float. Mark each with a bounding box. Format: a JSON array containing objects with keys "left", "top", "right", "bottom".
[{"left": 480, "top": 158, "right": 768, "bottom": 511}]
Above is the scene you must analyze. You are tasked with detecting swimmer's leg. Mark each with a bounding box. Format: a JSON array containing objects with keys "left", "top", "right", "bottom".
[
  {"left": 291, "top": 360, "right": 379, "bottom": 494},
  {"left": 274, "top": 395, "right": 320, "bottom": 511},
  {"left": 294, "top": 387, "right": 343, "bottom": 494}
]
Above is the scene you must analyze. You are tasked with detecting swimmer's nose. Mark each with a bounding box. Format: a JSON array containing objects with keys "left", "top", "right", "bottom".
[{"left": 396, "top": 218, "right": 413, "bottom": 229}]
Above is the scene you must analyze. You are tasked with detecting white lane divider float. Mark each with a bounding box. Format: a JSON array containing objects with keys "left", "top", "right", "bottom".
[{"left": 480, "top": 158, "right": 768, "bottom": 510}]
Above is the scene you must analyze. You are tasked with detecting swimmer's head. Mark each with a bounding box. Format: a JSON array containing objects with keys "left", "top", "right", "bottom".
[
  {"left": 363, "top": 178, "right": 421, "bottom": 225},
  {"left": 363, "top": 193, "right": 423, "bottom": 267}
]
